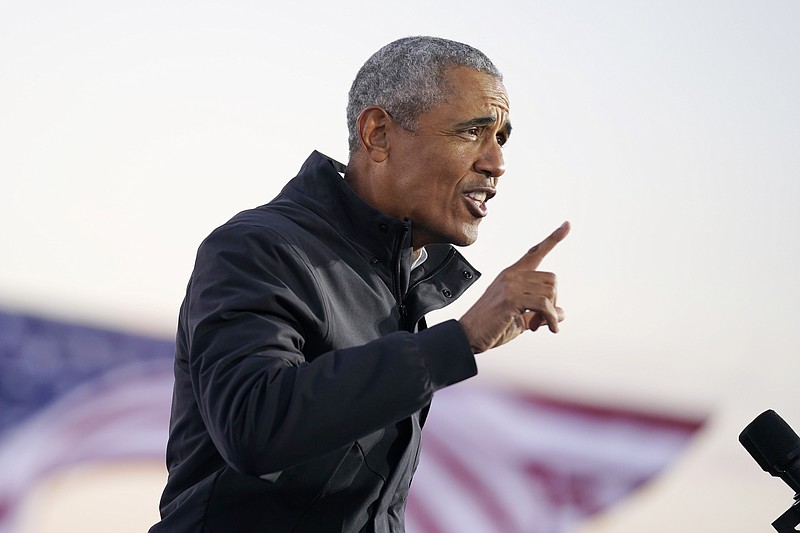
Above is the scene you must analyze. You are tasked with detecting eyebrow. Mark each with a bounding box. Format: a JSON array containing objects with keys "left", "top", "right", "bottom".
[{"left": 455, "top": 115, "right": 513, "bottom": 137}]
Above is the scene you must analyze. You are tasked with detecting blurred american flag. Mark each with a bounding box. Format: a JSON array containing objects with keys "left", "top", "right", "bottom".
[{"left": 0, "top": 310, "right": 703, "bottom": 533}]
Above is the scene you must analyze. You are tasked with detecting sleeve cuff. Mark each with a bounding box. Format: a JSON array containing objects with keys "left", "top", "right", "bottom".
[{"left": 415, "top": 319, "right": 478, "bottom": 390}]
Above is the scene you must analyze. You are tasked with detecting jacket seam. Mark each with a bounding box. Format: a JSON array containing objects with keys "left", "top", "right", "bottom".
[{"left": 243, "top": 222, "right": 334, "bottom": 343}]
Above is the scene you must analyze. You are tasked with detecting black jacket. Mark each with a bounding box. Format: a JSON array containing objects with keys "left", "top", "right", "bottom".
[{"left": 152, "top": 152, "right": 480, "bottom": 532}]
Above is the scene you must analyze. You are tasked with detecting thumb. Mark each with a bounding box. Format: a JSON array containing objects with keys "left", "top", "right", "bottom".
[{"left": 524, "top": 306, "right": 566, "bottom": 333}]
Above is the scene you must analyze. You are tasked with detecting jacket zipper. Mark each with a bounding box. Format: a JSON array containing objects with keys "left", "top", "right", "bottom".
[
  {"left": 393, "top": 223, "right": 410, "bottom": 331},
  {"left": 396, "top": 244, "right": 459, "bottom": 332}
]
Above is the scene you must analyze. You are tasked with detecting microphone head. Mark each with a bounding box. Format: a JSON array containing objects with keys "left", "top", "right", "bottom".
[{"left": 740, "top": 409, "right": 800, "bottom": 494}]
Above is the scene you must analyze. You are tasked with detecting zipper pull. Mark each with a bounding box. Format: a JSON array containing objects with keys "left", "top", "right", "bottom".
[{"left": 398, "top": 302, "right": 410, "bottom": 331}]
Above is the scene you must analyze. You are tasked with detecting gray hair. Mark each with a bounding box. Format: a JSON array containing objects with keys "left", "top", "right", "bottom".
[{"left": 346, "top": 36, "right": 503, "bottom": 155}]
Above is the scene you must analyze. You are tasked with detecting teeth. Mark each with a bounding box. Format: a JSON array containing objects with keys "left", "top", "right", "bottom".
[{"left": 466, "top": 191, "right": 487, "bottom": 203}]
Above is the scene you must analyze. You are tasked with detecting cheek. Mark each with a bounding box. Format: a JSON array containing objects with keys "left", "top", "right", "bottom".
[{"left": 408, "top": 146, "right": 474, "bottom": 209}]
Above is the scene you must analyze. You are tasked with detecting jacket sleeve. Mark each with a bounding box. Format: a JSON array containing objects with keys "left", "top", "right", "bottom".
[{"left": 182, "top": 222, "right": 478, "bottom": 476}]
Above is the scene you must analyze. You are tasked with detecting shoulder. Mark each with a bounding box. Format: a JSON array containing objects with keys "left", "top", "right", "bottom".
[{"left": 200, "top": 199, "right": 311, "bottom": 254}]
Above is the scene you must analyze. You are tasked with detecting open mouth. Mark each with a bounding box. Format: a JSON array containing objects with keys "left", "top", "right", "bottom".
[{"left": 464, "top": 190, "right": 492, "bottom": 217}]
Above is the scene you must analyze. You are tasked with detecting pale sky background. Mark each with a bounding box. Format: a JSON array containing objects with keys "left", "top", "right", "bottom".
[{"left": 2, "top": 0, "right": 799, "bottom": 531}]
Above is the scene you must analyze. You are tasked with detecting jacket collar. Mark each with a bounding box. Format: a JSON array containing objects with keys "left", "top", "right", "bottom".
[
  {"left": 280, "top": 151, "right": 481, "bottom": 321},
  {"left": 281, "top": 151, "right": 414, "bottom": 265}
]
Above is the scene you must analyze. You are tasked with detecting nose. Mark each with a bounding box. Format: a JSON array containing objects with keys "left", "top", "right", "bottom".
[{"left": 474, "top": 138, "right": 505, "bottom": 179}]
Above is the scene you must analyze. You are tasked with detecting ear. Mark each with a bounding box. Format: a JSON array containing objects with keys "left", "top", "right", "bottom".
[{"left": 356, "top": 106, "right": 391, "bottom": 163}]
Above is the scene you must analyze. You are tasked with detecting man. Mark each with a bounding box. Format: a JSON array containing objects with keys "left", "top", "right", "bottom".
[{"left": 151, "top": 36, "right": 569, "bottom": 532}]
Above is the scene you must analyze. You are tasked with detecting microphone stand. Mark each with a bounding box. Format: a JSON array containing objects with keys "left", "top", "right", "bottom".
[{"left": 773, "top": 495, "right": 800, "bottom": 532}]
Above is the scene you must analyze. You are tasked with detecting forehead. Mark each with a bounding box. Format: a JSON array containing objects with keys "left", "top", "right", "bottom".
[
  {"left": 414, "top": 67, "right": 510, "bottom": 135},
  {"left": 440, "top": 67, "right": 510, "bottom": 115}
]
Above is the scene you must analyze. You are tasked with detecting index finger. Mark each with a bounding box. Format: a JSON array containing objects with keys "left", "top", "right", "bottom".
[{"left": 514, "top": 220, "right": 571, "bottom": 271}]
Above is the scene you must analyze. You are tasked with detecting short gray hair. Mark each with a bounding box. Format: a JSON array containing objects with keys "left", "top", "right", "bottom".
[{"left": 346, "top": 36, "right": 503, "bottom": 155}]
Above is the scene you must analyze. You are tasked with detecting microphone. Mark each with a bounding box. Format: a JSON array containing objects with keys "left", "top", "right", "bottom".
[
  {"left": 740, "top": 409, "right": 800, "bottom": 495},
  {"left": 740, "top": 409, "right": 800, "bottom": 532}
]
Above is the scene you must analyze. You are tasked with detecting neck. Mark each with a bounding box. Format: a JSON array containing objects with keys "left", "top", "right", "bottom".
[{"left": 346, "top": 155, "right": 426, "bottom": 259}]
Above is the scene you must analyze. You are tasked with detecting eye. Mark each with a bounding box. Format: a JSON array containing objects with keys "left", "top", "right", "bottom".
[
  {"left": 496, "top": 133, "right": 508, "bottom": 147},
  {"left": 465, "top": 127, "right": 481, "bottom": 139}
]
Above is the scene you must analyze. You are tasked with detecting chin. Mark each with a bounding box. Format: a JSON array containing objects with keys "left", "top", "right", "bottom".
[{"left": 451, "top": 227, "right": 480, "bottom": 247}]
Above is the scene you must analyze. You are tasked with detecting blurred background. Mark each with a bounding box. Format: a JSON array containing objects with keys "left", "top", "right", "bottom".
[{"left": 2, "top": 0, "right": 799, "bottom": 531}]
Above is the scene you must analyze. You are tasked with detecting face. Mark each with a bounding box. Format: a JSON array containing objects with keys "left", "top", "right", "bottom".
[{"left": 383, "top": 67, "right": 511, "bottom": 249}]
